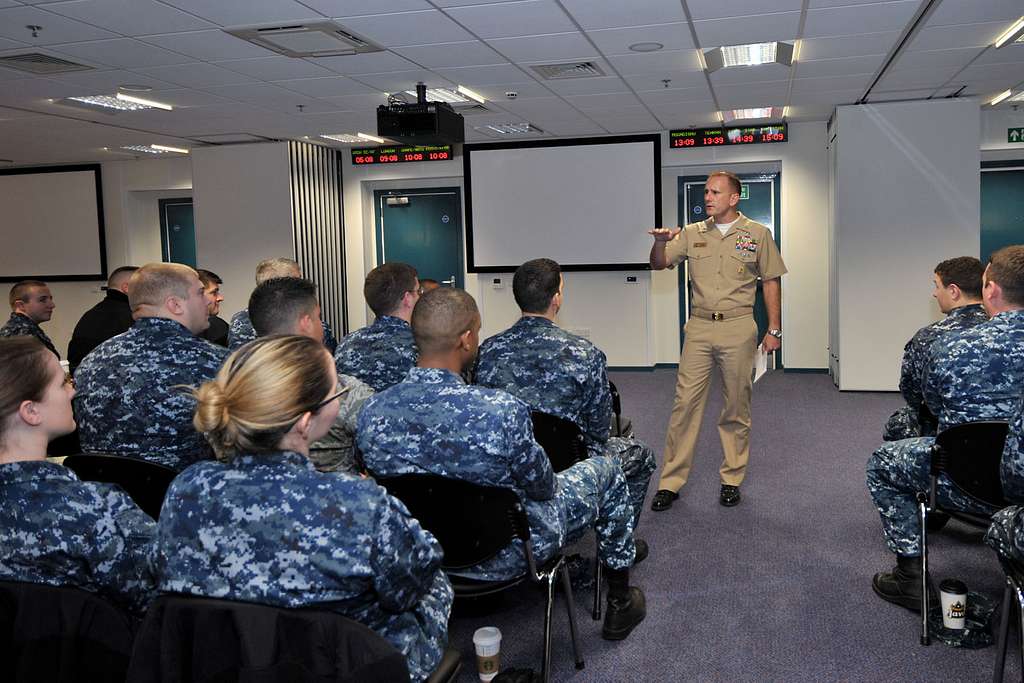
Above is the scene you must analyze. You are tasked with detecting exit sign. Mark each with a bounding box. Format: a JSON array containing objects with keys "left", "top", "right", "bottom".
[{"left": 1009, "top": 128, "right": 1024, "bottom": 143}]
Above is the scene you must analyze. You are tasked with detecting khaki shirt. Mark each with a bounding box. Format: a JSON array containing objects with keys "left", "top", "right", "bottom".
[{"left": 664, "top": 212, "right": 787, "bottom": 311}]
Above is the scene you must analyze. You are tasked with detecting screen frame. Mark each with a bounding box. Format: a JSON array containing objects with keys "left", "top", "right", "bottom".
[
  {"left": 0, "top": 163, "right": 107, "bottom": 282},
  {"left": 463, "top": 133, "right": 661, "bottom": 273}
]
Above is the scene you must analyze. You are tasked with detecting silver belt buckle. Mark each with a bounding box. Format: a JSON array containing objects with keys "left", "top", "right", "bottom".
[{"left": 712, "top": 312, "right": 724, "bottom": 321}]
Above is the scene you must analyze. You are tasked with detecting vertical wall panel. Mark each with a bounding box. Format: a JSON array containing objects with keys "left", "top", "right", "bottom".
[{"left": 289, "top": 141, "right": 347, "bottom": 336}]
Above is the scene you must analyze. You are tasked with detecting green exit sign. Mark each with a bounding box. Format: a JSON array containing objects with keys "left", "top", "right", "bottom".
[{"left": 1009, "top": 127, "right": 1024, "bottom": 143}]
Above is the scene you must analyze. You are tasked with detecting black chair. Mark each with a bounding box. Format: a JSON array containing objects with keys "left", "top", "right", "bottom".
[
  {"left": 374, "top": 473, "right": 584, "bottom": 683},
  {"left": 127, "top": 593, "right": 438, "bottom": 683},
  {"left": 0, "top": 580, "right": 136, "bottom": 683},
  {"left": 608, "top": 380, "right": 633, "bottom": 438},
  {"left": 993, "top": 555, "right": 1024, "bottom": 683},
  {"left": 917, "top": 420, "right": 1010, "bottom": 645},
  {"left": 918, "top": 403, "right": 939, "bottom": 437},
  {"left": 63, "top": 453, "right": 178, "bottom": 519}
]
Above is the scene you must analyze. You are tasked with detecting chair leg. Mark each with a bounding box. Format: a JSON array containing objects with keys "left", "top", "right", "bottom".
[
  {"left": 592, "top": 557, "right": 603, "bottom": 621},
  {"left": 559, "top": 564, "right": 585, "bottom": 671},
  {"left": 541, "top": 570, "right": 557, "bottom": 683},
  {"left": 1017, "top": 585, "right": 1024, "bottom": 683},
  {"left": 918, "top": 493, "right": 930, "bottom": 646},
  {"left": 993, "top": 579, "right": 1013, "bottom": 683}
]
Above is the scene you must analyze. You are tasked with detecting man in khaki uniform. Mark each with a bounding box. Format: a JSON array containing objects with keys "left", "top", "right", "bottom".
[{"left": 649, "top": 171, "right": 787, "bottom": 509}]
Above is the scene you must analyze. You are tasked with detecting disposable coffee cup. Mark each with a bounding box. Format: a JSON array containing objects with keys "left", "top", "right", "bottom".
[
  {"left": 940, "top": 579, "right": 968, "bottom": 630},
  {"left": 473, "top": 626, "right": 501, "bottom": 682}
]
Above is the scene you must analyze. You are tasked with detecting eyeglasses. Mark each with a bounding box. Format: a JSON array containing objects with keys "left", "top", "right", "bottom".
[{"left": 307, "top": 385, "right": 349, "bottom": 413}]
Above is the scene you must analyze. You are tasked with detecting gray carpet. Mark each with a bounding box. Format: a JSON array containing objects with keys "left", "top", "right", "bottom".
[{"left": 445, "top": 369, "right": 1016, "bottom": 682}]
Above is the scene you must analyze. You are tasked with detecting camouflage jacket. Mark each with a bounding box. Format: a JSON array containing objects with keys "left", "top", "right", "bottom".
[
  {"left": 228, "top": 309, "right": 338, "bottom": 353},
  {"left": 73, "top": 317, "right": 229, "bottom": 471},
  {"left": 0, "top": 460, "right": 156, "bottom": 614},
  {"left": 476, "top": 315, "right": 612, "bottom": 453},
  {"left": 308, "top": 372, "right": 375, "bottom": 473},
  {"left": 923, "top": 309, "right": 1024, "bottom": 432},
  {"left": 334, "top": 316, "right": 418, "bottom": 392},
  {"left": 899, "top": 303, "right": 988, "bottom": 409},
  {"left": 1002, "top": 394, "right": 1024, "bottom": 504},
  {"left": 0, "top": 312, "right": 59, "bottom": 358}
]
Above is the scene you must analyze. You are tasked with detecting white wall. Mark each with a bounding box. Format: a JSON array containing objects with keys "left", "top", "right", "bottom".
[
  {"left": 830, "top": 99, "right": 980, "bottom": 391},
  {"left": 192, "top": 143, "right": 294, "bottom": 318},
  {"left": 341, "top": 122, "right": 829, "bottom": 368},
  {"left": 981, "top": 108, "right": 1024, "bottom": 163}
]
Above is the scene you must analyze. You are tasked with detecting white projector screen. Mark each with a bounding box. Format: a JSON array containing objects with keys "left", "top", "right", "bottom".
[
  {"left": 464, "top": 135, "right": 660, "bottom": 271},
  {"left": 0, "top": 165, "right": 106, "bottom": 281}
]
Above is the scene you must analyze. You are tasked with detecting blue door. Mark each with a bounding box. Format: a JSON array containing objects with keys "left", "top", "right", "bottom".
[
  {"left": 375, "top": 188, "right": 464, "bottom": 288},
  {"left": 159, "top": 198, "right": 196, "bottom": 268}
]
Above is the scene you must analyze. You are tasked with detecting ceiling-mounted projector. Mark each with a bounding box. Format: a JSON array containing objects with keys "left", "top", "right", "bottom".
[{"left": 377, "top": 82, "right": 465, "bottom": 145}]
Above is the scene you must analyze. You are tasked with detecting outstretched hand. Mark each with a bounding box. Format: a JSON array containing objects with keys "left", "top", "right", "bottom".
[{"left": 648, "top": 227, "right": 682, "bottom": 242}]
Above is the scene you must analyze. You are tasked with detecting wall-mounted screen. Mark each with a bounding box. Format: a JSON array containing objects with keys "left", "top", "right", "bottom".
[
  {"left": 464, "top": 134, "right": 661, "bottom": 272},
  {"left": 0, "top": 164, "right": 106, "bottom": 281}
]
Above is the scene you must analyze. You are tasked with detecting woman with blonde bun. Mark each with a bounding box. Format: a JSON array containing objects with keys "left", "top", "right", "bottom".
[
  {"left": 153, "top": 335, "right": 452, "bottom": 682},
  {"left": 0, "top": 337, "right": 156, "bottom": 614}
]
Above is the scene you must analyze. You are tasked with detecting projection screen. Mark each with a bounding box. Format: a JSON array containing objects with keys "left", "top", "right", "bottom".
[
  {"left": 464, "top": 134, "right": 661, "bottom": 272},
  {"left": 0, "top": 164, "right": 106, "bottom": 281}
]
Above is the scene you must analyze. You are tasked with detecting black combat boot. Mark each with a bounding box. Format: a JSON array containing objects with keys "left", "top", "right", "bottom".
[
  {"left": 602, "top": 567, "right": 646, "bottom": 640},
  {"left": 872, "top": 554, "right": 930, "bottom": 612}
]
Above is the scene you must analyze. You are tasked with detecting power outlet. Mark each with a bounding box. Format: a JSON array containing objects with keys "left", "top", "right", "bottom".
[
  {"left": 491, "top": 277, "right": 504, "bottom": 289},
  {"left": 624, "top": 275, "right": 638, "bottom": 284}
]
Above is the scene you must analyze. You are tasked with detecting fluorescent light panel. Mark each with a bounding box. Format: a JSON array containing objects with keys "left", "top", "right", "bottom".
[
  {"left": 476, "top": 122, "right": 542, "bottom": 136},
  {"left": 994, "top": 17, "right": 1024, "bottom": 47},
  {"left": 989, "top": 89, "right": 1013, "bottom": 105},
  {"left": 722, "top": 106, "right": 784, "bottom": 121},
  {"left": 116, "top": 92, "right": 172, "bottom": 110},
  {"left": 120, "top": 144, "right": 187, "bottom": 154},
  {"left": 721, "top": 42, "right": 777, "bottom": 67},
  {"left": 357, "top": 132, "right": 384, "bottom": 143},
  {"left": 320, "top": 133, "right": 364, "bottom": 143},
  {"left": 66, "top": 94, "right": 151, "bottom": 111},
  {"left": 404, "top": 87, "right": 471, "bottom": 104},
  {"left": 151, "top": 144, "right": 188, "bottom": 154},
  {"left": 456, "top": 85, "right": 486, "bottom": 103}
]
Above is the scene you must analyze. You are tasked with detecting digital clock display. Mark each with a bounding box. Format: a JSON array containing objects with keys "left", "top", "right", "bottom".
[
  {"left": 670, "top": 123, "right": 788, "bottom": 149},
  {"left": 351, "top": 144, "right": 452, "bottom": 165}
]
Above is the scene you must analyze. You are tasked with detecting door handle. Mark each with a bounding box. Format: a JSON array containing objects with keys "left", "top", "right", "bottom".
[{"left": 442, "top": 275, "right": 456, "bottom": 287}]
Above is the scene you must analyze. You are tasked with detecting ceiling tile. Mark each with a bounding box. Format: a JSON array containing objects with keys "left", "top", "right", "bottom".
[
  {"left": 0, "top": 37, "right": 28, "bottom": 51},
  {"left": 647, "top": 99, "right": 718, "bottom": 118},
  {"left": 48, "top": 38, "right": 194, "bottom": 69},
  {"left": 456, "top": 81, "right": 551, "bottom": 100},
  {"left": 134, "top": 62, "right": 260, "bottom": 88},
  {"left": 560, "top": 0, "right": 686, "bottom": 31},
  {"left": 892, "top": 47, "right": 983, "bottom": 70},
  {"left": 693, "top": 11, "right": 800, "bottom": 47},
  {"left": 539, "top": 75, "right": 630, "bottom": 96},
  {"left": 708, "top": 62, "right": 791, "bottom": 85},
  {"left": 333, "top": 10, "right": 475, "bottom": 47},
  {"left": 798, "top": 31, "right": 899, "bottom": 60},
  {"left": 791, "top": 73, "right": 871, "bottom": 94},
  {"left": 0, "top": 6, "right": 117, "bottom": 44},
  {"left": 148, "top": 88, "right": 234, "bottom": 107},
  {"left": 274, "top": 75, "right": 378, "bottom": 97},
  {"left": 432, "top": 0, "right": 529, "bottom": 7},
  {"left": 394, "top": 41, "right": 505, "bottom": 68},
  {"left": 487, "top": 32, "right": 597, "bottom": 62},
  {"left": 317, "top": 92, "right": 391, "bottom": 111},
  {"left": 301, "top": 0, "right": 431, "bottom": 14},
  {"left": 563, "top": 91, "right": 642, "bottom": 109},
  {"left": 957, "top": 62, "right": 1024, "bottom": 84},
  {"left": 909, "top": 21, "right": 1012, "bottom": 51},
  {"left": 713, "top": 82, "right": 788, "bottom": 108},
  {"left": 0, "top": 76, "right": 95, "bottom": 103},
  {"left": 446, "top": 1, "right": 575, "bottom": 39},
  {"left": 808, "top": 0, "right": 894, "bottom": 7},
  {"left": 606, "top": 49, "right": 702, "bottom": 75},
  {"left": 656, "top": 109, "right": 721, "bottom": 128},
  {"left": 42, "top": 0, "right": 213, "bottom": 35},
  {"left": 48, "top": 67, "right": 177, "bottom": 92},
  {"left": 688, "top": 0, "right": 802, "bottom": 20},
  {"left": 592, "top": 115, "right": 660, "bottom": 133},
  {"left": 159, "top": 0, "right": 325, "bottom": 27},
  {"left": 804, "top": 2, "right": 921, "bottom": 39},
  {"left": 973, "top": 42, "right": 1024, "bottom": 66},
  {"left": 636, "top": 84, "right": 713, "bottom": 105},
  {"left": 630, "top": 71, "right": 709, "bottom": 91},
  {"left": 214, "top": 56, "right": 334, "bottom": 81},
  {"left": 867, "top": 88, "right": 938, "bottom": 102},
  {"left": 874, "top": 64, "right": 963, "bottom": 90},
  {"left": 316, "top": 51, "right": 419, "bottom": 75},
  {"left": 925, "top": 0, "right": 1024, "bottom": 28},
  {"left": 434, "top": 63, "right": 535, "bottom": 86},
  {"left": 499, "top": 95, "right": 576, "bottom": 117},
  {"left": 349, "top": 68, "right": 452, "bottom": 91},
  {"left": 139, "top": 30, "right": 275, "bottom": 62},
  {"left": 787, "top": 87, "right": 863, "bottom": 106},
  {"left": 795, "top": 55, "right": 885, "bottom": 79},
  {"left": 585, "top": 23, "right": 694, "bottom": 55},
  {"left": 783, "top": 104, "right": 833, "bottom": 121},
  {"left": 540, "top": 119, "right": 605, "bottom": 135}
]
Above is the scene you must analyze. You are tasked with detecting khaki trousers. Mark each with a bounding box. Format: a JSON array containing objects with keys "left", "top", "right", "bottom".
[{"left": 658, "top": 315, "right": 758, "bottom": 492}]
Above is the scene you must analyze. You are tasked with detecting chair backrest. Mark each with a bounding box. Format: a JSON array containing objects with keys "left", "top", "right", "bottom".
[
  {"left": 918, "top": 403, "right": 939, "bottom": 435},
  {"left": 63, "top": 453, "right": 177, "bottom": 519},
  {"left": 530, "top": 411, "right": 587, "bottom": 473},
  {"left": 608, "top": 380, "right": 623, "bottom": 419},
  {"left": 128, "top": 594, "right": 410, "bottom": 683},
  {"left": 932, "top": 420, "right": 1010, "bottom": 508},
  {"left": 0, "top": 580, "right": 135, "bottom": 683},
  {"left": 374, "top": 473, "right": 526, "bottom": 571}
]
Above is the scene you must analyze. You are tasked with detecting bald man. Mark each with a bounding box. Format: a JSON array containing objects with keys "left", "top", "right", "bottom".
[
  {"left": 74, "top": 263, "right": 229, "bottom": 471},
  {"left": 67, "top": 266, "right": 139, "bottom": 371},
  {"left": 358, "top": 287, "right": 647, "bottom": 641}
]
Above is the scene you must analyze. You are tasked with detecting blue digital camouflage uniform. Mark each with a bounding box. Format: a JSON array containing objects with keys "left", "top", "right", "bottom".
[
  {"left": 883, "top": 304, "right": 988, "bottom": 441},
  {"left": 73, "top": 317, "right": 229, "bottom": 471},
  {"left": 335, "top": 315, "right": 418, "bottom": 391},
  {"left": 983, "top": 400, "right": 1024, "bottom": 562},
  {"left": 476, "top": 316, "right": 656, "bottom": 528},
  {"left": 867, "top": 310, "right": 1024, "bottom": 556},
  {"left": 0, "top": 312, "right": 59, "bottom": 358},
  {"left": 0, "top": 460, "right": 156, "bottom": 614},
  {"left": 154, "top": 451, "right": 451, "bottom": 682},
  {"left": 357, "top": 367, "right": 636, "bottom": 582},
  {"left": 228, "top": 309, "right": 338, "bottom": 353}
]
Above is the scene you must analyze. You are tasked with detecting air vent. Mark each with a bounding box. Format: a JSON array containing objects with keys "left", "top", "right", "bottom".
[
  {"left": 530, "top": 61, "right": 606, "bottom": 80},
  {"left": 0, "top": 53, "right": 93, "bottom": 74},
  {"left": 225, "top": 21, "right": 383, "bottom": 58}
]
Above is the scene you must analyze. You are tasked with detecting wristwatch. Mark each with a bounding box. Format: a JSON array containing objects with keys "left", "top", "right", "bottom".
[{"left": 768, "top": 329, "right": 783, "bottom": 339}]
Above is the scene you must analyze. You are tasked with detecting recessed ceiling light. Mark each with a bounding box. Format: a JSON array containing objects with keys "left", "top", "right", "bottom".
[
  {"left": 474, "top": 122, "right": 543, "bottom": 137},
  {"left": 994, "top": 17, "right": 1024, "bottom": 48},
  {"left": 989, "top": 89, "right": 1013, "bottom": 106},
  {"left": 116, "top": 92, "right": 172, "bottom": 110},
  {"left": 357, "top": 132, "right": 385, "bottom": 143},
  {"left": 703, "top": 42, "right": 794, "bottom": 73},
  {"left": 320, "top": 133, "right": 364, "bottom": 143},
  {"left": 722, "top": 107, "right": 784, "bottom": 121},
  {"left": 117, "top": 84, "right": 153, "bottom": 92},
  {"left": 120, "top": 145, "right": 170, "bottom": 155},
  {"left": 151, "top": 144, "right": 188, "bottom": 154},
  {"left": 456, "top": 85, "right": 486, "bottom": 103},
  {"left": 628, "top": 42, "right": 664, "bottom": 52},
  {"left": 64, "top": 94, "right": 153, "bottom": 112},
  {"left": 404, "top": 87, "right": 471, "bottom": 104}
]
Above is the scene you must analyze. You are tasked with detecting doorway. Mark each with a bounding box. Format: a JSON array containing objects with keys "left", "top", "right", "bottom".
[
  {"left": 677, "top": 173, "right": 782, "bottom": 365},
  {"left": 981, "top": 163, "right": 1024, "bottom": 263},
  {"left": 159, "top": 197, "right": 196, "bottom": 268},
  {"left": 374, "top": 188, "right": 464, "bottom": 288}
]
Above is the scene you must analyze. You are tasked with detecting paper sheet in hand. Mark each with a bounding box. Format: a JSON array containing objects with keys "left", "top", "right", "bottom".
[{"left": 753, "top": 350, "right": 769, "bottom": 383}]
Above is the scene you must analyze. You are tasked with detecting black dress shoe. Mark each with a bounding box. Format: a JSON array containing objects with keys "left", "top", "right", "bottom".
[
  {"left": 650, "top": 489, "right": 678, "bottom": 512},
  {"left": 633, "top": 538, "right": 649, "bottom": 565},
  {"left": 602, "top": 586, "right": 646, "bottom": 640},
  {"left": 719, "top": 485, "right": 740, "bottom": 507}
]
